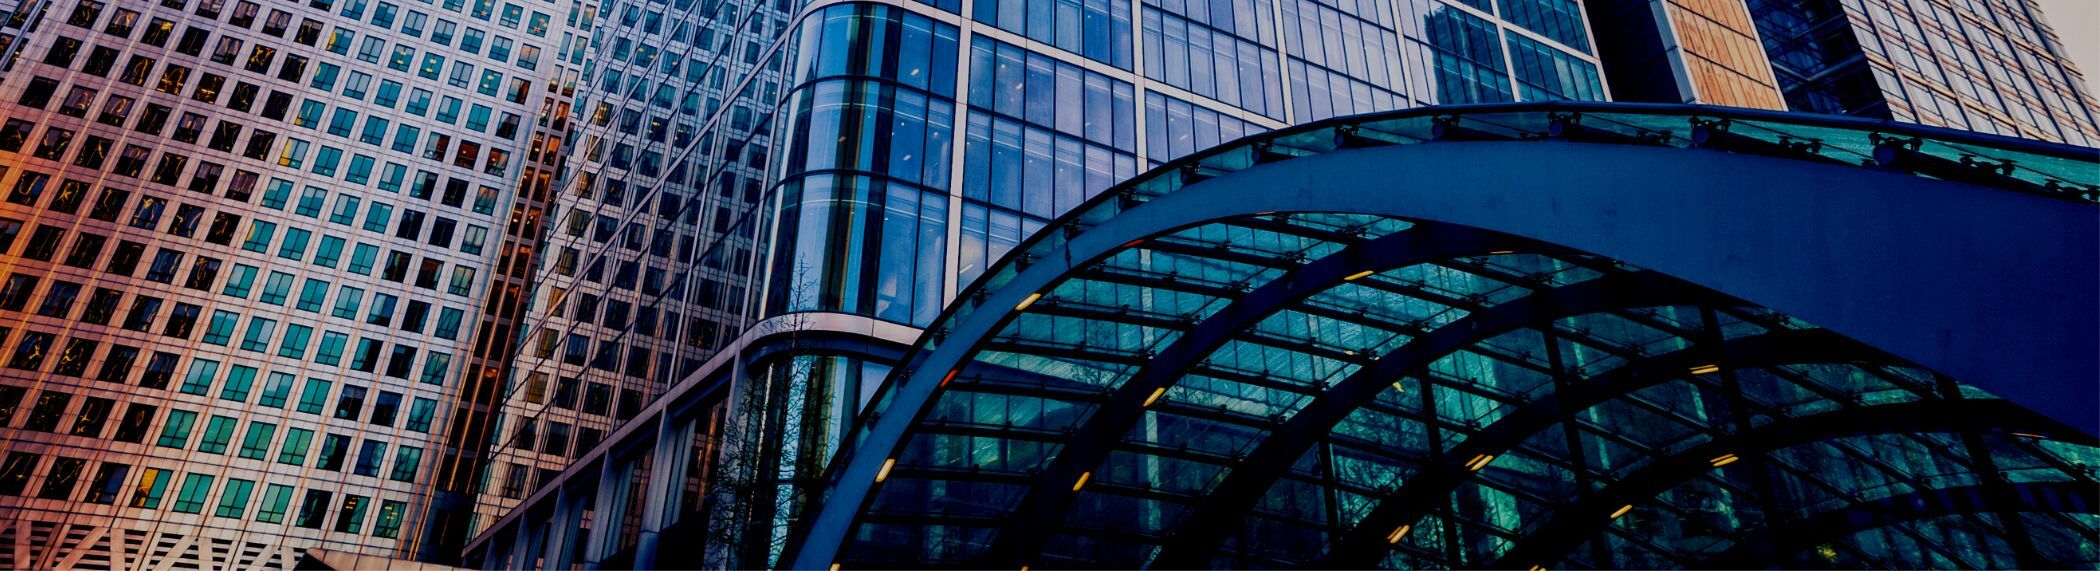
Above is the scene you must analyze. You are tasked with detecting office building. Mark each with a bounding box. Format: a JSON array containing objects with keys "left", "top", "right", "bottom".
[{"left": 0, "top": 0, "right": 579, "bottom": 566}]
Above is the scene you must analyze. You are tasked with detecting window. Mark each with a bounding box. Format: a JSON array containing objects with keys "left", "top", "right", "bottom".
[
  {"left": 237, "top": 422, "right": 275, "bottom": 459},
  {"left": 374, "top": 500, "right": 408, "bottom": 538},
  {"left": 296, "top": 378, "right": 331, "bottom": 414},
  {"left": 170, "top": 473, "right": 214, "bottom": 513},
  {"left": 68, "top": 397, "right": 113, "bottom": 436},
  {"left": 10, "top": 331, "right": 53, "bottom": 371},
  {"left": 277, "top": 428, "right": 314, "bottom": 465},
  {"left": 178, "top": 358, "right": 219, "bottom": 395},
  {"left": 223, "top": 264, "right": 258, "bottom": 297},
  {"left": 260, "top": 272, "right": 294, "bottom": 304},
  {"left": 240, "top": 317, "right": 277, "bottom": 352},
  {"left": 0, "top": 453, "right": 37, "bottom": 496},
  {"left": 157, "top": 409, "right": 198, "bottom": 448},
  {"left": 0, "top": 452, "right": 39, "bottom": 496},
  {"left": 352, "top": 439, "right": 386, "bottom": 476},
  {"left": 214, "top": 478, "right": 255, "bottom": 518},
  {"left": 113, "top": 403, "right": 155, "bottom": 443},
  {"left": 257, "top": 484, "right": 295, "bottom": 523},
  {"left": 317, "top": 434, "right": 350, "bottom": 471},
  {"left": 371, "top": 391, "right": 401, "bottom": 426},
  {"left": 296, "top": 489, "right": 331, "bottom": 528},
  {"left": 419, "top": 352, "right": 451, "bottom": 385},
  {"left": 388, "top": 445, "right": 421, "bottom": 481},
  {"left": 296, "top": 277, "right": 327, "bottom": 312},
  {"left": 140, "top": 351, "right": 177, "bottom": 389},
  {"left": 37, "top": 457, "right": 85, "bottom": 500},
  {"left": 334, "top": 495, "right": 369, "bottom": 533},
  {"left": 332, "top": 286, "right": 364, "bottom": 319},
  {"left": 202, "top": 310, "right": 239, "bottom": 345},
  {"left": 259, "top": 372, "right": 296, "bottom": 408},
  {"left": 23, "top": 391, "right": 68, "bottom": 431},
  {"left": 405, "top": 397, "right": 436, "bottom": 432},
  {"left": 221, "top": 365, "right": 257, "bottom": 402},
  {"left": 316, "top": 331, "right": 349, "bottom": 366},
  {"left": 83, "top": 462, "right": 129, "bottom": 504},
  {"left": 196, "top": 415, "right": 237, "bottom": 454},
  {"left": 335, "top": 385, "right": 367, "bottom": 420},
  {"left": 129, "top": 467, "right": 171, "bottom": 508}
]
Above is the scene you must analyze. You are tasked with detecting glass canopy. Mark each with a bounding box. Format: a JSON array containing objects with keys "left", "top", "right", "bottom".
[{"left": 808, "top": 103, "right": 2100, "bottom": 570}]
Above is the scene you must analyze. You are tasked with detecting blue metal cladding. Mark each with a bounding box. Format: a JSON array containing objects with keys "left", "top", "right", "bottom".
[{"left": 787, "top": 102, "right": 2100, "bottom": 570}]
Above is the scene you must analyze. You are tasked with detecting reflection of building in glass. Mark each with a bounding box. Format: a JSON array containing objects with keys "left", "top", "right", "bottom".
[{"left": 464, "top": 103, "right": 2100, "bottom": 570}]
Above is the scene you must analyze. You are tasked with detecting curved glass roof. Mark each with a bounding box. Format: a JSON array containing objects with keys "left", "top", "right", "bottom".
[{"left": 806, "top": 103, "right": 2100, "bottom": 570}]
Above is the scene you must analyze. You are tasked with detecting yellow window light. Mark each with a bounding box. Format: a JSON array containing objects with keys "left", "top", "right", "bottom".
[
  {"left": 1386, "top": 524, "right": 1412, "bottom": 544},
  {"left": 1072, "top": 471, "right": 1092, "bottom": 492},
  {"left": 1489, "top": 250, "right": 1516, "bottom": 255},
  {"left": 1391, "top": 381, "right": 1407, "bottom": 393},
  {"left": 1528, "top": 565, "right": 1549, "bottom": 571},
  {"left": 1015, "top": 292, "right": 1044, "bottom": 311},
  {"left": 875, "top": 458, "right": 897, "bottom": 483},
  {"left": 830, "top": 564, "right": 842, "bottom": 571},
  {"left": 1688, "top": 364, "right": 1721, "bottom": 375},
  {"left": 1344, "top": 269, "right": 1377, "bottom": 281},
  {"left": 1709, "top": 453, "right": 1740, "bottom": 467},
  {"left": 1610, "top": 504, "right": 1634, "bottom": 519},
  {"left": 1466, "top": 454, "right": 1495, "bottom": 471},
  {"left": 1143, "top": 387, "right": 1167, "bottom": 407}
]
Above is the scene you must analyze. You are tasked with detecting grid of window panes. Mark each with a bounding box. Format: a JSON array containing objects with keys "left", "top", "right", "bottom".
[
  {"left": 0, "top": 0, "right": 566, "bottom": 565},
  {"left": 1747, "top": 0, "right": 2098, "bottom": 145}
]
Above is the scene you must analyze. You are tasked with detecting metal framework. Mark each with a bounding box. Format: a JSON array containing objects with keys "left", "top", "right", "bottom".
[{"left": 784, "top": 103, "right": 2099, "bottom": 570}]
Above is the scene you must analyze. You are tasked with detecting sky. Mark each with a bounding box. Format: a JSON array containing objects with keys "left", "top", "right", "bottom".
[{"left": 2038, "top": 0, "right": 2098, "bottom": 89}]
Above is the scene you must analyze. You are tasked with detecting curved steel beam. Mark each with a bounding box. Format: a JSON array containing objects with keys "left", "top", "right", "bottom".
[
  {"left": 1484, "top": 398, "right": 2098, "bottom": 570},
  {"left": 1150, "top": 270, "right": 1732, "bottom": 568},
  {"left": 1304, "top": 327, "right": 1884, "bottom": 568},
  {"left": 1695, "top": 480, "right": 2099, "bottom": 569},
  {"left": 981, "top": 223, "right": 1544, "bottom": 566}
]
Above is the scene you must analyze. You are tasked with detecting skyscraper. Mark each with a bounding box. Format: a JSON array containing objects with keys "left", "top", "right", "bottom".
[{"left": 0, "top": 0, "right": 578, "bottom": 566}]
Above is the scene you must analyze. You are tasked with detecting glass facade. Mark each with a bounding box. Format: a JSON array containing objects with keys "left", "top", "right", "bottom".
[{"left": 0, "top": 0, "right": 579, "bottom": 565}]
